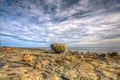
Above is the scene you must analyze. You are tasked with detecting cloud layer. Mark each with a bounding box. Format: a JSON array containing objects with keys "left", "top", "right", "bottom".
[{"left": 0, "top": 0, "right": 120, "bottom": 47}]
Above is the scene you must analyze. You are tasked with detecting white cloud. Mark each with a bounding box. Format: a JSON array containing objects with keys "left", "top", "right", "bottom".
[{"left": 0, "top": 0, "right": 120, "bottom": 47}]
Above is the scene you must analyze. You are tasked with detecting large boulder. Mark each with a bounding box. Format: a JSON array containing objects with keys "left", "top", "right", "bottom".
[{"left": 50, "top": 43, "right": 66, "bottom": 53}]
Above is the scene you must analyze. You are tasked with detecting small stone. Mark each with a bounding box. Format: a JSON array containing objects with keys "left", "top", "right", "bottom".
[
  {"left": 117, "top": 73, "right": 120, "bottom": 80},
  {"left": 8, "top": 73, "right": 17, "bottom": 76},
  {"left": 22, "top": 54, "right": 32, "bottom": 62},
  {"left": 41, "top": 73, "right": 47, "bottom": 79},
  {"left": 40, "top": 59, "right": 49, "bottom": 65},
  {"left": 51, "top": 58, "right": 55, "bottom": 62},
  {"left": 60, "top": 75, "right": 69, "bottom": 80},
  {"left": 35, "top": 63, "right": 41, "bottom": 69},
  {"left": 2, "top": 65, "right": 8, "bottom": 69},
  {"left": 0, "top": 62, "right": 6, "bottom": 67}
]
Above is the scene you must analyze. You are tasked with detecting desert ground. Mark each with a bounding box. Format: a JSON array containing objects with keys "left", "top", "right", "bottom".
[{"left": 0, "top": 47, "right": 120, "bottom": 80}]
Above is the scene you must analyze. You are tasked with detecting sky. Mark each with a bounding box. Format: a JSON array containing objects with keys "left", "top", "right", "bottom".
[{"left": 0, "top": 0, "right": 120, "bottom": 48}]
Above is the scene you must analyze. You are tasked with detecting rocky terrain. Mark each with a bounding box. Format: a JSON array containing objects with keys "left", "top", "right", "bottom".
[{"left": 0, "top": 47, "right": 120, "bottom": 80}]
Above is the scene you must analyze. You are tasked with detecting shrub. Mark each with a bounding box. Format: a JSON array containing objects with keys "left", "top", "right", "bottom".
[
  {"left": 111, "top": 52, "right": 118, "bottom": 57},
  {"left": 50, "top": 43, "right": 66, "bottom": 53}
]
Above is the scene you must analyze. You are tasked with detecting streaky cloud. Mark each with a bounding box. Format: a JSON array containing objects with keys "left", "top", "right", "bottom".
[{"left": 0, "top": 0, "right": 120, "bottom": 47}]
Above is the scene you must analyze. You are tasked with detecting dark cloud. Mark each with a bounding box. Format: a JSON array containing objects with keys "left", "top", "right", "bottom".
[
  {"left": 61, "top": 0, "right": 80, "bottom": 9},
  {"left": 71, "top": 10, "right": 92, "bottom": 18},
  {"left": 104, "top": 34, "right": 120, "bottom": 39}
]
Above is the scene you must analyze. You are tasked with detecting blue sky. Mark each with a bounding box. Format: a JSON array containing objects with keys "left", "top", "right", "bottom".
[{"left": 0, "top": 0, "right": 120, "bottom": 47}]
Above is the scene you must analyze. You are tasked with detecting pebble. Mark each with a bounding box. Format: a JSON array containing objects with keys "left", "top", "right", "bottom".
[{"left": 41, "top": 73, "right": 47, "bottom": 79}]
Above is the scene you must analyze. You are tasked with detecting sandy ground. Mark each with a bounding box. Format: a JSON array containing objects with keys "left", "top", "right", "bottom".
[{"left": 0, "top": 47, "right": 120, "bottom": 80}]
